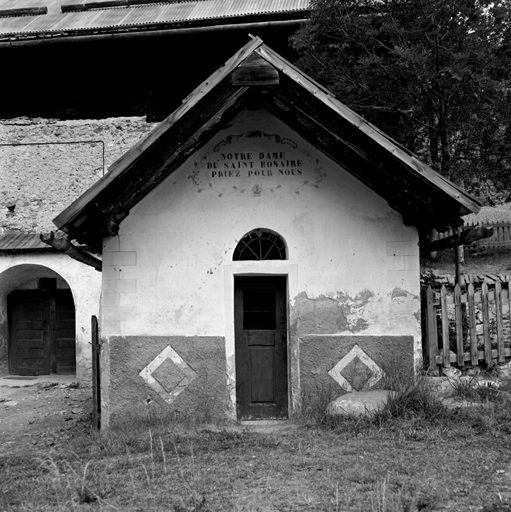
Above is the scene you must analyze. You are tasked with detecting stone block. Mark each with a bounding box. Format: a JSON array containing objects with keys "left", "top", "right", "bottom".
[
  {"left": 102, "top": 305, "right": 137, "bottom": 322},
  {"left": 103, "top": 278, "right": 137, "bottom": 294},
  {"left": 385, "top": 255, "right": 405, "bottom": 271},
  {"left": 102, "top": 265, "right": 120, "bottom": 280},
  {"left": 104, "top": 236, "right": 120, "bottom": 252},
  {"left": 103, "top": 251, "right": 137, "bottom": 266},
  {"left": 327, "top": 390, "right": 397, "bottom": 416},
  {"left": 102, "top": 292, "right": 120, "bottom": 306}
]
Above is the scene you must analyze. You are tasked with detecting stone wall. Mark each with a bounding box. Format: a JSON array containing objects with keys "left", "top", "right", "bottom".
[{"left": 0, "top": 117, "right": 156, "bottom": 233}]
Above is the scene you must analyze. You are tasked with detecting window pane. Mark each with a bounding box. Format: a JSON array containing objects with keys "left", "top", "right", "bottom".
[
  {"left": 243, "top": 288, "right": 276, "bottom": 330},
  {"left": 233, "top": 230, "right": 286, "bottom": 261}
]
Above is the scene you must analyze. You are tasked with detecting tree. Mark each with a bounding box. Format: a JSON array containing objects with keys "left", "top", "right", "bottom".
[{"left": 292, "top": 0, "right": 511, "bottom": 203}]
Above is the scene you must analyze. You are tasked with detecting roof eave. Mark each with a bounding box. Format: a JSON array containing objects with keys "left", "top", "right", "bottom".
[
  {"left": 54, "top": 39, "right": 481, "bottom": 245},
  {"left": 0, "top": 10, "right": 309, "bottom": 45}
]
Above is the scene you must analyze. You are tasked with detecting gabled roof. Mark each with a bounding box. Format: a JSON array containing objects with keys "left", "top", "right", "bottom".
[
  {"left": 54, "top": 36, "right": 481, "bottom": 251},
  {"left": 0, "top": 0, "right": 309, "bottom": 43}
]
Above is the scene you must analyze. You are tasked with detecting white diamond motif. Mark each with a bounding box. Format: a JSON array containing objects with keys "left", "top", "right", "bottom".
[
  {"left": 139, "top": 345, "right": 198, "bottom": 404},
  {"left": 328, "top": 344, "right": 385, "bottom": 392}
]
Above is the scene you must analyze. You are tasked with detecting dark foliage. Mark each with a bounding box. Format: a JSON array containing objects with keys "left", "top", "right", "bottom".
[{"left": 293, "top": 0, "right": 511, "bottom": 203}]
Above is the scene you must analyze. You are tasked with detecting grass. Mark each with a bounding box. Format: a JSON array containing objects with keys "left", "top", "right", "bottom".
[{"left": 2, "top": 373, "right": 511, "bottom": 511}]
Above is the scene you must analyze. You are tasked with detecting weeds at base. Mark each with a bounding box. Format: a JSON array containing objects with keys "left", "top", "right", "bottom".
[{"left": 301, "top": 360, "right": 511, "bottom": 440}]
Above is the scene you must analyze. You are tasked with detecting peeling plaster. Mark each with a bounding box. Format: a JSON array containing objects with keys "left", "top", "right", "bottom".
[
  {"left": 391, "top": 287, "right": 409, "bottom": 299},
  {"left": 392, "top": 287, "right": 420, "bottom": 301},
  {"left": 292, "top": 290, "right": 375, "bottom": 334},
  {"left": 225, "top": 352, "right": 236, "bottom": 418}
]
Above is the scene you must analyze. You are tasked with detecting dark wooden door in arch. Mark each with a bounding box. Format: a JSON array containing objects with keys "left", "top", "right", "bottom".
[
  {"left": 234, "top": 276, "right": 288, "bottom": 420},
  {"left": 8, "top": 288, "right": 76, "bottom": 375}
]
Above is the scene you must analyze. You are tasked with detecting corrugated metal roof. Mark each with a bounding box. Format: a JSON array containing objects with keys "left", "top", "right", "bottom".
[
  {"left": 0, "top": 0, "right": 310, "bottom": 39},
  {"left": 0, "top": 232, "right": 55, "bottom": 252}
]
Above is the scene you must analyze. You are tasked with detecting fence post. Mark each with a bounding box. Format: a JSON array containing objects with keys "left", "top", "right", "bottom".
[
  {"left": 481, "top": 283, "right": 492, "bottom": 366},
  {"left": 495, "top": 281, "right": 505, "bottom": 363},
  {"left": 440, "top": 285, "right": 450, "bottom": 368},
  {"left": 454, "top": 284, "right": 464, "bottom": 367},
  {"left": 423, "top": 286, "right": 439, "bottom": 374},
  {"left": 467, "top": 283, "right": 478, "bottom": 366}
]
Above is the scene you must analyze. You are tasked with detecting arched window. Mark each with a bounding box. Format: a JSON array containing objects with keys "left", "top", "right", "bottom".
[{"left": 233, "top": 229, "right": 287, "bottom": 261}]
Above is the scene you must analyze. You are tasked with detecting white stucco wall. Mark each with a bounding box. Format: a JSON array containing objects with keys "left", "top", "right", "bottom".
[
  {"left": 100, "top": 109, "right": 420, "bottom": 420},
  {"left": 102, "top": 109, "right": 420, "bottom": 342},
  {"left": 0, "top": 253, "right": 101, "bottom": 381}
]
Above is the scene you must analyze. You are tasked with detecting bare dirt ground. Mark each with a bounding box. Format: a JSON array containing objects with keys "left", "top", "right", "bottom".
[{"left": 0, "top": 381, "right": 92, "bottom": 456}]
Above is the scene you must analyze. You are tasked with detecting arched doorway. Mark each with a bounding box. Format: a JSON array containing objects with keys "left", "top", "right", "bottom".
[
  {"left": 232, "top": 229, "right": 288, "bottom": 419},
  {"left": 0, "top": 265, "right": 76, "bottom": 376}
]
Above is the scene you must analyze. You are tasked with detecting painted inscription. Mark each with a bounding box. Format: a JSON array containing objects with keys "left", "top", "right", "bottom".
[
  {"left": 188, "top": 129, "right": 327, "bottom": 196},
  {"left": 208, "top": 152, "right": 303, "bottom": 178}
]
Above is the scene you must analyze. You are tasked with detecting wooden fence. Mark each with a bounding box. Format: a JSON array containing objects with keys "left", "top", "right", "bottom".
[
  {"left": 422, "top": 282, "right": 511, "bottom": 373},
  {"left": 438, "top": 222, "right": 511, "bottom": 253}
]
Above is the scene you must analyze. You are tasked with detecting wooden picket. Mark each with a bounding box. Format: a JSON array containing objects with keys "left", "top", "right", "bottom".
[{"left": 421, "top": 282, "right": 511, "bottom": 372}]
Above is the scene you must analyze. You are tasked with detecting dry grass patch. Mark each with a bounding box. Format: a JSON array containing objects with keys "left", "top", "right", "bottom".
[
  {"left": 2, "top": 374, "right": 511, "bottom": 511},
  {"left": 1, "top": 411, "right": 511, "bottom": 511}
]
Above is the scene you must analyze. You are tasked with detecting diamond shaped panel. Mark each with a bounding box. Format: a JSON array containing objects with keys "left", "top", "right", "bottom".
[
  {"left": 340, "top": 356, "right": 373, "bottom": 391},
  {"left": 139, "top": 345, "right": 198, "bottom": 404},
  {"left": 328, "top": 344, "right": 384, "bottom": 392},
  {"left": 152, "top": 357, "right": 186, "bottom": 393}
]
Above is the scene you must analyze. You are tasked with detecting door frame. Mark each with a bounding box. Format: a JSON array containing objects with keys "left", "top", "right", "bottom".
[
  {"left": 234, "top": 275, "right": 288, "bottom": 420},
  {"left": 224, "top": 261, "right": 298, "bottom": 421},
  {"left": 8, "top": 288, "right": 76, "bottom": 376}
]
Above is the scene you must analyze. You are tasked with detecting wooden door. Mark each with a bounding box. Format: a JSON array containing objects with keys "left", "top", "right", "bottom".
[
  {"left": 8, "top": 289, "right": 76, "bottom": 375},
  {"left": 234, "top": 276, "right": 288, "bottom": 420}
]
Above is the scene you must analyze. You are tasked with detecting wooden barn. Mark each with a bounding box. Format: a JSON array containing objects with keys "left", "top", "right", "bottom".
[{"left": 54, "top": 38, "right": 480, "bottom": 425}]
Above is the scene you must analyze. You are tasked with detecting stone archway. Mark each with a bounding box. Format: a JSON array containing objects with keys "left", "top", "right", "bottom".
[{"left": 0, "top": 264, "right": 76, "bottom": 376}]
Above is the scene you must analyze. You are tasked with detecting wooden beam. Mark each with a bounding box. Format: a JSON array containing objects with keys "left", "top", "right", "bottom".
[
  {"left": 232, "top": 54, "right": 279, "bottom": 86},
  {"left": 101, "top": 84, "right": 250, "bottom": 221},
  {"left": 262, "top": 91, "right": 445, "bottom": 229},
  {"left": 266, "top": 81, "right": 470, "bottom": 231},
  {"left": 53, "top": 37, "right": 264, "bottom": 231},
  {"left": 419, "top": 226, "right": 494, "bottom": 253},
  {"left": 257, "top": 44, "right": 480, "bottom": 216},
  {"left": 40, "top": 231, "right": 102, "bottom": 272},
  {"left": 268, "top": 83, "right": 432, "bottom": 202},
  {"left": 57, "top": 82, "right": 249, "bottom": 244},
  {"left": 0, "top": 6, "right": 47, "bottom": 16}
]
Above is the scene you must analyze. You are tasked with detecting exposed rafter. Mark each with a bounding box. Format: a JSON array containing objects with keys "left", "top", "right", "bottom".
[{"left": 40, "top": 231, "right": 102, "bottom": 271}]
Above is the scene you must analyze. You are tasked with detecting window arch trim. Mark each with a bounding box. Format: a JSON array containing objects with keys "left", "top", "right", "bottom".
[{"left": 233, "top": 229, "right": 287, "bottom": 261}]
